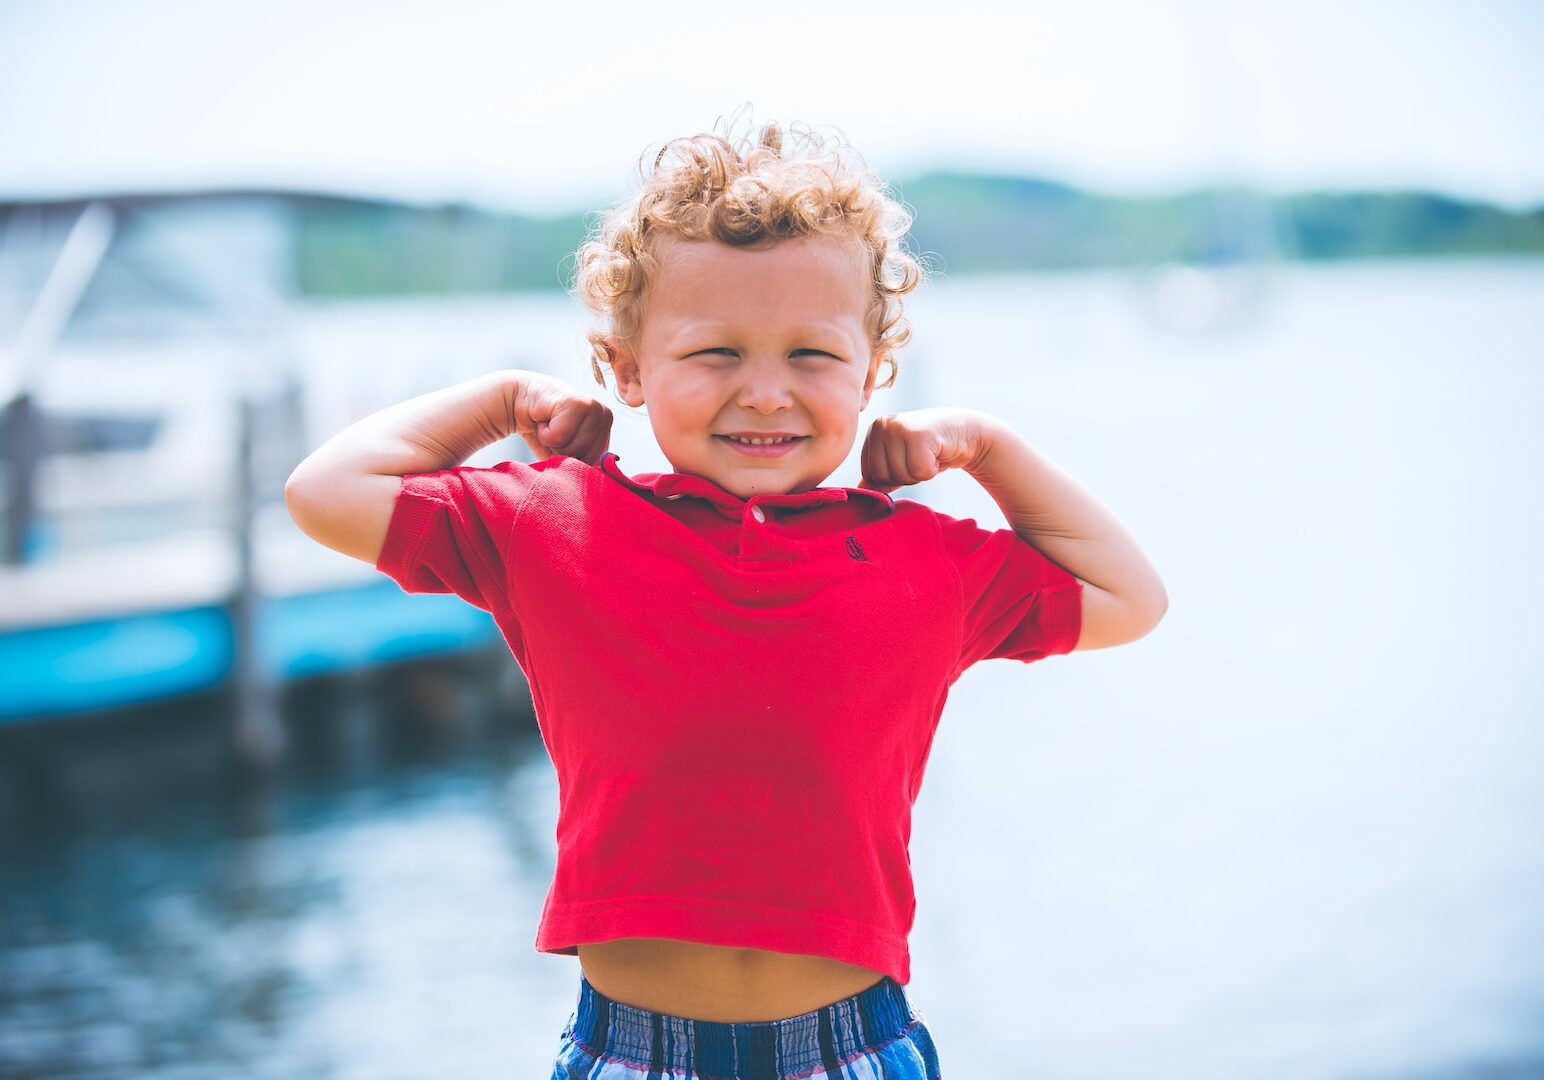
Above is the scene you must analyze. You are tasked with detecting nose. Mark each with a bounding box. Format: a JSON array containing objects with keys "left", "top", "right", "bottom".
[{"left": 734, "top": 356, "right": 794, "bottom": 413}]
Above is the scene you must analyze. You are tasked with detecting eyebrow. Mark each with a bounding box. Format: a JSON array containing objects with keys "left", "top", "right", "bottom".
[{"left": 661, "top": 323, "right": 859, "bottom": 347}]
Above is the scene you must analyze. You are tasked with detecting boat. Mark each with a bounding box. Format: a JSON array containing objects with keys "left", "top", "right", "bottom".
[{"left": 0, "top": 193, "right": 518, "bottom": 739}]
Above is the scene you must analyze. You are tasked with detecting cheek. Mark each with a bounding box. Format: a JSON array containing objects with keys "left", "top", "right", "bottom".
[
  {"left": 651, "top": 369, "right": 716, "bottom": 407},
  {"left": 645, "top": 375, "right": 720, "bottom": 433},
  {"left": 823, "top": 378, "right": 870, "bottom": 420}
]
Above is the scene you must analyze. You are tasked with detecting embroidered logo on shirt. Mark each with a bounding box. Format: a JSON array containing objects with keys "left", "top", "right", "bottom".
[{"left": 844, "top": 536, "right": 868, "bottom": 561}]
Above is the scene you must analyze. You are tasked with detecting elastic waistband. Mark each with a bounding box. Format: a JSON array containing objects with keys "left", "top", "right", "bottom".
[{"left": 570, "top": 974, "right": 918, "bottom": 1077}]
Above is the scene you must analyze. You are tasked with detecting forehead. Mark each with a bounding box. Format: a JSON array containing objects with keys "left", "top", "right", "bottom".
[{"left": 642, "top": 234, "right": 871, "bottom": 333}]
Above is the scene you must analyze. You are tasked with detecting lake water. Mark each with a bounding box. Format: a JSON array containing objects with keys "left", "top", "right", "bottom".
[{"left": 2, "top": 257, "right": 1541, "bottom": 1079}]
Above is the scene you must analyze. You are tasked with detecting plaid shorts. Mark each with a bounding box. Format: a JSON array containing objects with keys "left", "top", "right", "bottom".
[{"left": 549, "top": 973, "right": 942, "bottom": 1079}]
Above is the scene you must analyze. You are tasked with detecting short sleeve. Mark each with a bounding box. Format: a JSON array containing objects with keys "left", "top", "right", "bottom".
[
  {"left": 935, "top": 510, "right": 1084, "bottom": 674},
  {"left": 374, "top": 458, "right": 551, "bottom": 613}
]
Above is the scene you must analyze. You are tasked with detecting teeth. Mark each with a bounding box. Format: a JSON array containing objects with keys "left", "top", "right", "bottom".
[{"left": 728, "top": 435, "right": 796, "bottom": 445}]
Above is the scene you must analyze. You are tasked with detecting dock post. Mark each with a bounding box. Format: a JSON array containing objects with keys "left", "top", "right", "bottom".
[
  {"left": 229, "top": 392, "right": 284, "bottom": 771},
  {"left": 1, "top": 392, "right": 37, "bottom": 566}
]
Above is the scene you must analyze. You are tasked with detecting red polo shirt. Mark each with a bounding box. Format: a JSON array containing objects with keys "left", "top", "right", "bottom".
[{"left": 375, "top": 451, "right": 1082, "bottom": 985}]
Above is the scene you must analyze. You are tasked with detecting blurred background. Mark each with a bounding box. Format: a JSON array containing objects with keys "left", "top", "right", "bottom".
[{"left": 2, "top": 1, "right": 1541, "bottom": 1077}]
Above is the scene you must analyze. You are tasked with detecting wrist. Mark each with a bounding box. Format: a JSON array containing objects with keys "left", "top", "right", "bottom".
[{"left": 960, "top": 411, "right": 1007, "bottom": 475}]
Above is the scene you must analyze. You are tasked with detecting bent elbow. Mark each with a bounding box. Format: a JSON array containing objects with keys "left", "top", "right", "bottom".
[
  {"left": 1073, "top": 579, "right": 1167, "bottom": 651},
  {"left": 1114, "top": 581, "right": 1168, "bottom": 646},
  {"left": 283, "top": 464, "right": 327, "bottom": 538},
  {"left": 1134, "top": 585, "right": 1169, "bottom": 639}
]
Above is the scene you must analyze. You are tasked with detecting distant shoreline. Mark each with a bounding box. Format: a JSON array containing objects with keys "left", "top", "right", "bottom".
[{"left": 4, "top": 179, "right": 1540, "bottom": 300}]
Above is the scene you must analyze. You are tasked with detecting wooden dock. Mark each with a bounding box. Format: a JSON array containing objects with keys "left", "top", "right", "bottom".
[{"left": 0, "top": 507, "right": 502, "bottom": 724}]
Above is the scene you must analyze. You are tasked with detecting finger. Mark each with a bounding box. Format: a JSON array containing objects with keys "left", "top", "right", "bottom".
[
  {"left": 858, "top": 422, "right": 881, "bottom": 486},
  {"left": 574, "top": 413, "right": 611, "bottom": 464},
  {"left": 858, "top": 426, "right": 879, "bottom": 486},
  {"left": 902, "top": 431, "right": 941, "bottom": 485},
  {"left": 859, "top": 422, "right": 893, "bottom": 490},
  {"left": 532, "top": 424, "right": 563, "bottom": 458},
  {"left": 884, "top": 432, "right": 911, "bottom": 488},
  {"left": 522, "top": 432, "right": 553, "bottom": 461},
  {"left": 540, "top": 402, "right": 578, "bottom": 448},
  {"left": 856, "top": 444, "right": 894, "bottom": 491},
  {"left": 896, "top": 434, "right": 920, "bottom": 486},
  {"left": 549, "top": 401, "right": 606, "bottom": 458}
]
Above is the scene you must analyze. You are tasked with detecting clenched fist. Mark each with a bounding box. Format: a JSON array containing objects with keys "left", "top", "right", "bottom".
[
  {"left": 858, "top": 408, "right": 992, "bottom": 492},
  {"left": 511, "top": 373, "right": 614, "bottom": 464}
]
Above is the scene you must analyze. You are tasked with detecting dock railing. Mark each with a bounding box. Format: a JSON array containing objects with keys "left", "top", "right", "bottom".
[{"left": 2, "top": 201, "right": 115, "bottom": 565}]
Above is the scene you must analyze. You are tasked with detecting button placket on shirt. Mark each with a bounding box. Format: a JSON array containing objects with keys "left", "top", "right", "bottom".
[
  {"left": 739, "top": 489, "right": 862, "bottom": 563},
  {"left": 739, "top": 500, "right": 777, "bottom": 562}
]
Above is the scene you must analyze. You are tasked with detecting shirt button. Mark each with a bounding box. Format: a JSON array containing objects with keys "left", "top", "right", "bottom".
[{"left": 750, "top": 505, "right": 766, "bottom": 523}]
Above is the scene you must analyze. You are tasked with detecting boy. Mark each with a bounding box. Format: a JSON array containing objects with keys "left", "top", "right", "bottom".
[{"left": 286, "top": 119, "right": 1165, "bottom": 1078}]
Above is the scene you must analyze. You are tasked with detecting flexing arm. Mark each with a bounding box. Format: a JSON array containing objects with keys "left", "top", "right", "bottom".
[
  {"left": 860, "top": 407, "right": 1167, "bottom": 650},
  {"left": 284, "top": 369, "right": 613, "bottom": 565}
]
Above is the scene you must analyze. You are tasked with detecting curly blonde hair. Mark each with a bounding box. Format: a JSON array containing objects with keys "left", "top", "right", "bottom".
[{"left": 569, "top": 114, "right": 930, "bottom": 396}]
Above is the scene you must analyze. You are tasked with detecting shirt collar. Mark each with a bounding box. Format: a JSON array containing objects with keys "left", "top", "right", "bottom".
[{"left": 599, "top": 451, "right": 895, "bottom": 515}]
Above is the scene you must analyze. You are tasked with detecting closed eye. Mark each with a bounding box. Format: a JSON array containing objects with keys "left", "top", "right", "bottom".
[{"left": 688, "top": 348, "right": 842, "bottom": 360}]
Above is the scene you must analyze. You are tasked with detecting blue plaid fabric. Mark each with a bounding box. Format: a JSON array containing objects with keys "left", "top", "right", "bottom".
[{"left": 549, "top": 974, "right": 942, "bottom": 1079}]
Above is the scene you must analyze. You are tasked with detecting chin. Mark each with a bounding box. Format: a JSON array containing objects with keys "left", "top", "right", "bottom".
[{"left": 729, "top": 475, "right": 797, "bottom": 498}]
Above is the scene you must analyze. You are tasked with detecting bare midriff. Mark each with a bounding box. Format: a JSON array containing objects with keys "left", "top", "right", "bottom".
[{"left": 576, "top": 938, "right": 888, "bottom": 1023}]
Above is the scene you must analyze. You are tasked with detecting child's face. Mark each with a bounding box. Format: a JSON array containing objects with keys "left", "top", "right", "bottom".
[{"left": 608, "top": 234, "right": 883, "bottom": 499}]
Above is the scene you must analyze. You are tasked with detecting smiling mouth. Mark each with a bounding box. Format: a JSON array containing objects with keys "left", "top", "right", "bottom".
[
  {"left": 714, "top": 434, "right": 808, "bottom": 458},
  {"left": 717, "top": 435, "right": 807, "bottom": 446}
]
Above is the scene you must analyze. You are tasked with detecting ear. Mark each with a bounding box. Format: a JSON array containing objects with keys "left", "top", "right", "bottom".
[
  {"left": 606, "top": 336, "right": 647, "bottom": 408},
  {"left": 859, "top": 349, "right": 886, "bottom": 410}
]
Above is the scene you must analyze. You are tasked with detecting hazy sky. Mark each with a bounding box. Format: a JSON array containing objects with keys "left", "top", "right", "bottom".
[{"left": 2, "top": 0, "right": 1541, "bottom": 213}]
